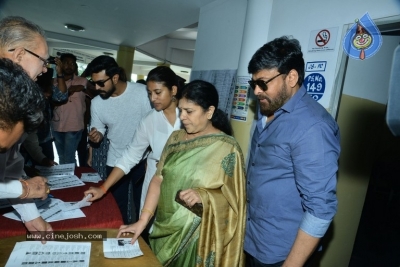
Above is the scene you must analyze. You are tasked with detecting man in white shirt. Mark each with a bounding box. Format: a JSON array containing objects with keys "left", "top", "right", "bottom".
[{"left": 87, "top": 56, "right": 152, "bottom": 224}]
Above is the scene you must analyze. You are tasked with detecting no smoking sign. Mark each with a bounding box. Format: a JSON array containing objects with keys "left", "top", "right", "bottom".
[
  {"left": 308, "top": 27, "right": 338, "bottom": 52},
  {"left": 315, "top": 29, "right": 330, "bottom": 47}
]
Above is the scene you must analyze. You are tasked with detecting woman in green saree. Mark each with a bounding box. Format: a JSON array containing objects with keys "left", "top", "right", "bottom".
[{"left": 118, "top": 80, "right": 246, "bottom": 267}]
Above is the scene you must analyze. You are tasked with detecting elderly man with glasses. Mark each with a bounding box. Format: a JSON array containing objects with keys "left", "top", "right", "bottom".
[{"left": 0, "top": 16, "right": 54, "bottom": 242}]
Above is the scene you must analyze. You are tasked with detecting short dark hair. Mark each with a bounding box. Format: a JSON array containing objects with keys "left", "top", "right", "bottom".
[
  {"left": 0, "top": 16, "right": 45, "bottom": 52},
  {"left": 146, "top": 66, "right": 186, "bottom": 99},
  {"left": 248, "top": 36, "right": 305, "bottom": 86},
  {"left": 86, "top": 55, "right": 121, "bottom": 79},
  {"left": 0, "top": 58, "right": 45, "bottom": 133},
  {"left": 181, "top": 80, "right": 232, "bottom": 135},
  {"left": 60, "top": 53, "right": 77, "bottom": 63}
]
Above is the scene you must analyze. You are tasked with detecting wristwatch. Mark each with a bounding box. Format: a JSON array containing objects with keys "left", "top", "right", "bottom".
[{"left": 57, "top": 74, "right": 64, "bottom": 78}]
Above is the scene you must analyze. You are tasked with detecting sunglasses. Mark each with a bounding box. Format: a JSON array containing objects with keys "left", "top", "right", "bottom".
[
  {"left": 89, "top": 77, "right": 111, "bottom": 87},
  {"left": 8, "top": 48, "right": 48, "bottom": 67},
  {"left": 248, "top": 73, "right": 283, "bottom": 91}
]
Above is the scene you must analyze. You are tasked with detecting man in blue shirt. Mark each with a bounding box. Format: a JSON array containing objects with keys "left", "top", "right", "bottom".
[{"left": 244, "top": 36, "right": 340, "bottom": 267}]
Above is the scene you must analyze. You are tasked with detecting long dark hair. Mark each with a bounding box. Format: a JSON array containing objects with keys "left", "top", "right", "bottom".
[{"left": 181, "top": 80, "right": 232, "bottom": 136}]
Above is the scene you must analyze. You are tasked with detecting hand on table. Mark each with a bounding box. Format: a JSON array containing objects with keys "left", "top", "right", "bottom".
[
  {"left": 84, "top": 187, "right": 105, "bottom": 201},
  {"left": 25, "top": 217, "right": 53, "bottom": 244},
  {"left": 117, "top": 219, "right": 147, "bottom": 244},
  {"left": 20, "top": 176, "right": 50, "bottom": 200}
]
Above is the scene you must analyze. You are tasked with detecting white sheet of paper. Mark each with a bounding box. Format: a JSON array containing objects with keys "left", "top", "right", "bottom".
[
  {"left": 103, "top": 238, "right": 143, "bottom": 258},
  {"left": 3, "top": 198, "right": 85, "bottom": 222},
  {"left": 63, "top": 194, "right": 92, "bottom": 211},
  {"left": 47, "top": 174, "right": 85, "bottom": 190},
  {"left": 36, "top": 163, "right": 75, "bottom": 177},
  {"left": 5, "top": 241, "right": 91, "bottom": 267}
]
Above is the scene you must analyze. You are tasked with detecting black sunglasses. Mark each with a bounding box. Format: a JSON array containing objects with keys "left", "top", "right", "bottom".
[
  {"left": 8, "top": 48, "right": 48, "bottom": 67},
  {"left": 89, "top": 77, "right": 111, "bottom": 87},
  {"left": 248, "top": 73, "right": 283, "bottom": 91}
]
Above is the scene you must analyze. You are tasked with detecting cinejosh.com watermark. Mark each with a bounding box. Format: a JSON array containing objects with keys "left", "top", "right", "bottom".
[{"left": 26, "top": 231, "right": 107, "bottom": 241}]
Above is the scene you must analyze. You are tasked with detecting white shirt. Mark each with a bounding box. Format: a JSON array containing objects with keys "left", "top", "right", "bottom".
[
  {"left": 115, "top": 108, "right": 181, "bottom": 211},
  {"left": 90, "top": 82, "right": 152, "bottom": 166}
]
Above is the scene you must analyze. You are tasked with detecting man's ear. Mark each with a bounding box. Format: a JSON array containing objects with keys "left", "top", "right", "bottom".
[
  {"left": 287, "top": 69, "right": 299, "bottom": 88},
  {"left": 112, "top": 74, "right": 120, "bottom": 84},
  {"left": 9, "top": 47, "right": 25, "bottom": 63}
]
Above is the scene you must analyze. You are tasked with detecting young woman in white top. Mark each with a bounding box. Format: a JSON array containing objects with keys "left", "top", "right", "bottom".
[{"left": 84, "top": 66, "right": 184, "bottom": 226}]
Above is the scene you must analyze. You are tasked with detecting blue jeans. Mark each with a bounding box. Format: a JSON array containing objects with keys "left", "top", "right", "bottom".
[{"left": 53, "top": 130, "right": 83, "bottom": 164}]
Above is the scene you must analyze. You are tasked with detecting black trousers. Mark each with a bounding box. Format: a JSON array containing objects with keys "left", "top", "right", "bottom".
[
  {"left": 245, "top": 252, "right": 284, "bottom": 267},
  {"left": 106, "top": 160, "right": 146, "bottom": 224},
  {"left": 245, "top": 251, "right": 315, "bottom": 267}
]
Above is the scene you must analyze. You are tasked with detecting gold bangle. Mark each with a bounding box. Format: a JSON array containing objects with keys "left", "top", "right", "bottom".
[
  {"left": 99, "top": 184, "right": 107, "bottom": 194},
  {"left": 19, "top": 179, "right": 30, "bottom": 199},
  {"left": 141, "top": 208, "right": 154, "bottom": 217}
]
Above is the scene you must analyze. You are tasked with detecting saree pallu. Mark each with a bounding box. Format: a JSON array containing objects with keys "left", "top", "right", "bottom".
[{"left": 150, "top": 130, "right": 246, "bottom": 267}]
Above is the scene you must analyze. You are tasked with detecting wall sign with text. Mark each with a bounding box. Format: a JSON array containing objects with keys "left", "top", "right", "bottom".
[{"left": 304, "top": 73, "right": 325, "bottom": 101}]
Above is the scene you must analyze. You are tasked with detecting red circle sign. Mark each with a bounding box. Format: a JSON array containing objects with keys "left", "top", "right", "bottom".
[{"left": 315, "top": 29, "right": 330, "bottom": 47}]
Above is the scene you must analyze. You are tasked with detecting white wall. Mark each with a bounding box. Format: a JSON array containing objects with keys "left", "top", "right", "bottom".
[
  {"left": 343, "top": 35, "right": 400, "bottom": 104},
  {"left": 193, "top": 0, "right": 247, "bottom": 71},
  {"left": 268, "top": 0, "right": 400, "bottom": 109}
]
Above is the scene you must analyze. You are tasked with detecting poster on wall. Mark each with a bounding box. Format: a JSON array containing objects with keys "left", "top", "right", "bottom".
[
  {"left": 190, "top": 69, "right": 236, "bottom": 118},
  {"left": 308, "top": 27, "right": 339, "bottom": 53},
  {"left": 231, "top": 76, "right": 251, "bottom": 122}
]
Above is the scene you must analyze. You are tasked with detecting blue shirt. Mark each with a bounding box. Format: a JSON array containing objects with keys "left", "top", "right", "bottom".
[{"left": 244, "top": 85, "right": 340, "bottom": 264}]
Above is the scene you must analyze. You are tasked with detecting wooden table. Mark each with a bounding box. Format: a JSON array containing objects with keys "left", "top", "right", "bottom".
[{"left": 0, "top": 228, "right": 161, "bottom": 267}]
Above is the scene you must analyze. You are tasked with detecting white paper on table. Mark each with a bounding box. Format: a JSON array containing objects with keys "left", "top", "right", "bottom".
[
  {"left": 80, "top": 173, "right": 102, "bottom": 183},
  {"left": 5, "top": 241, "right": 91, "bottom": 267},
  {"left": 3, "top": 198, "right": 86, "bottom": 222},
  {"left": 103, "top": 238, "right": 143, "bottom": 258},
  {"left": 63, "top": 194, "right": 92, "bottom": 211},
  {"left": 36, "top": 163, "right": 75, "bottom": 177},
  {"left": 47, "top": 174, "right": 85, "bottom": 190}
]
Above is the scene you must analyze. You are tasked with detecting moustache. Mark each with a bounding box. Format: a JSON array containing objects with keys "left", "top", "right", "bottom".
[{"left": 257, "top": 95, "right": 271, "bottom": 103}]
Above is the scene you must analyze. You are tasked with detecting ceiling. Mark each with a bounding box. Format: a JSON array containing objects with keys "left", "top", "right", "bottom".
[{"left": 0, "top": 0, "right": 218, "bottom": 81}]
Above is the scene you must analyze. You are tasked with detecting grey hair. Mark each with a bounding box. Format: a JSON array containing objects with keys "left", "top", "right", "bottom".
[{"left": 0, "top": 16, "right": 45, "bottom": 51}]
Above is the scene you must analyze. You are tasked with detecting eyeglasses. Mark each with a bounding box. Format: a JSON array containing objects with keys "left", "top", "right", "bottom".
[
  {"left": 248, "top": 73, "right": 283, "bottom": 91},
  {"left": 89, "top": 77, "right": 111, "bottom": 87},
  {"left": 8, "top": 48, "right": 48, "bottom": 67}
]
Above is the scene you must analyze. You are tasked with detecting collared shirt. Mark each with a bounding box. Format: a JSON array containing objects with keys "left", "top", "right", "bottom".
[
  {"left": 244, "top": 85, "right": 340, "bottom": 264},
  {"left": 0, "top": 136, "right": 41, "bottom": 222},
  {"left": 52, "top": 74, "right": 87, "bottom": 132}
]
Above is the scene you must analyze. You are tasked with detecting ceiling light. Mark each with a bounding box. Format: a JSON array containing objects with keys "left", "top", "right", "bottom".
[
  {"left": 103, "top": 52, "right": 114, "bottom": 56},
  {"left": 64, "top": 24, "right": 85, "bottom": 32}
]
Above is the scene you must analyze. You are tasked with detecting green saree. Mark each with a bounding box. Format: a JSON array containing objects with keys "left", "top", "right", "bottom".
[{"left": 150, "top": 129, "right": 246, "bottom": 267}]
